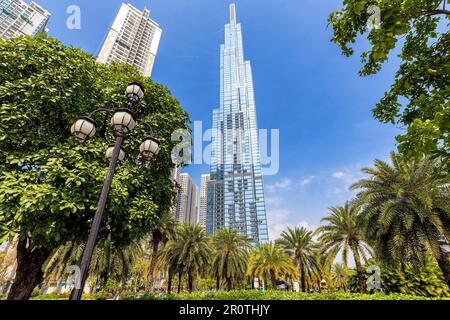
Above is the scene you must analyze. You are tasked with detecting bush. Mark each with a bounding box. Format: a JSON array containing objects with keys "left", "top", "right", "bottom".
[
  {"left": 123, "top": 290, "right": 448, "bottom": 301},
  {"left": 348, "top": 258, "right": 450, "bottom": 297},
  {"left": 30, "top": 292, "right": 112, "bottom": 300}
]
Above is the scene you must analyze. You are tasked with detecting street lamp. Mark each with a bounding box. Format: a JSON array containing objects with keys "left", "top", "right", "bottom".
[{"left": 69, "top": 83, "right": 159, "bottom": 300}]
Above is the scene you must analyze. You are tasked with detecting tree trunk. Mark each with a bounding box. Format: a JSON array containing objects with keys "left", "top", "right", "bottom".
[
  {"left": 226, "top": 277, "right": 232, "bottom": 291},
  {"left": 269, "top": 271, "right": 277, "bottom": 290},
  {"left": 145, "top": 238, "right": 160, "bottom": 293},
  {"left": 434, "top": 249, "right": 450, "bottom": 289},
  {"left": 187, "top": 271, "right": 194, "bottom": 293},
  {"left": 351, "top": 241, "right": 367, "bottom": 294},
  {"left": 299, "top": 259, "right": 306, "bottom": 292},
  {"left": 7, "top": 239, "right": 50, "bottom": 300},
  {"left": 216, "top": 276, "right": 220, "bottom": 291},
  {"left": 177, "top": 271, "right": 182, "bottom": 293},
  {"left": 167, "top": 271, "right": 173, "bottom": 294}
]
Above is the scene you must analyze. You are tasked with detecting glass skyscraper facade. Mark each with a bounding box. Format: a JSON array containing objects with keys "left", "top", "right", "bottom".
[{"left": 206, "top": 4, "right": 269, "bottom": 244}]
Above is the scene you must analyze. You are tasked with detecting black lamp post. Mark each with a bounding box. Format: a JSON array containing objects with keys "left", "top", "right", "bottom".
[{"left": 69, "top": 83, "right": 160, "bottom": 300}]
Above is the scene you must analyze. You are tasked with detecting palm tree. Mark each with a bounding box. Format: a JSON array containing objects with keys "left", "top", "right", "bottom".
[
  {"left": 310, "top": 248, "right": 333, "bottom": 292},
  {"left": 247, "top": 243, "right": 299, "bottom": 289},
  {"left": 316, "top": 203, "right": 372, "bottom": 293},
  {"left": 277, "top": 227, "right": 319, "bottom": 292},
  {"left": 145, "top": 210, "right": 177, "bottom": 293},
  {"left": 43, "top": 237, "right": 143, "bottom": 295},
  {"left": 351, "top": 153, "right": 450, "bottom": 288},
  {"left": 210, "top": 228, "right": 249, "bottom": 291},
  {"left": 158, "top": 224, "right": 211, "bottom": 293},
  {"left": 331, "top": 263, "right": 347, "bottom": 291},
  {"left": 157, "top": 238, "right": 181, "bottom": 294}
]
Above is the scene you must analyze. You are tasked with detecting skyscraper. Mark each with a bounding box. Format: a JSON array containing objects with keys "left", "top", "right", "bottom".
[
  {"left": 97, "top": 3, "right": 162, "bottom": 77},
  {"left": 199, "top": 174, "right": 210, "bottom": 230},
  {"left": 175, "top": 173, "right": 199, "bottom": 224},
  {"left": 0, "top": 0, "right": 50, "bottom": 40},
  {"left": 206, "top": 4, "right": 269, "bottom": 244}
]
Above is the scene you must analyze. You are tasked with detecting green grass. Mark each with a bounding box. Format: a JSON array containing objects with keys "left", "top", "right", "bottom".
[{"left": 125, "top": 290, "right": 450, "bottom": 301}]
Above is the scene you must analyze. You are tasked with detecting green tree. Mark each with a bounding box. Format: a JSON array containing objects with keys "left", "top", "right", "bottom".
[
  {"left": 351, "top": 153, "right": 450, "bottom": 288},
  {"left": 210, "top": 228, "right": 249, "bottom": 291},
  {"left": 247, "top": 243, "right": 299, "bottom": 290},
  {"left": 0, "top": 35, "right": 189, "bottom": 299},
  {"left": 43, "top": 237, "right": 143, "bottom": 296},
  {"left": 277, "top": 227, "right": 319, "bottom": 292},
  {"left": 331, "top": 263, "right": 348, "bottom": 291},
  {"left": 329, "top": 0, "right": 450, "bottom": 169},
  {"left": 158, "top": 224, "right": 211, "bottom": 293},
  {"left": 145, "top": 210, "right": 177, "bottom": 293},
  {"left": 316, "top": 203, "right": 372, "bottom": 293}
]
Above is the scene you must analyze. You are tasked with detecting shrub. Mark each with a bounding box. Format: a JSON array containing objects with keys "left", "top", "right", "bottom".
[
  {"left": 124, "top": 290, "right": 448, "bottom": 301},
  {"left": 348, "top": 258, "right": 450, "bottom": 298}
]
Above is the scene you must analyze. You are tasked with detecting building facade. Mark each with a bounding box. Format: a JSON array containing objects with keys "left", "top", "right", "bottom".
[
  {"left": 97, "top": 3, "right": 162, "bottom": 77},
  {"left": 206, "top": 4, "right": 269, "bottom": 244},
  {"left": 0, "top": 0, "right": 50, "bottom": 40},
  {"left": 199, "top": 174, "right": 210, "bottom": 230},
  {"left": 175, "top": 173, "right": 198, "bottom": 224}
]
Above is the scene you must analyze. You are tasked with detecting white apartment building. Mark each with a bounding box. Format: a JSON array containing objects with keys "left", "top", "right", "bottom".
[
  {"left": 175, "top": 173, "right": 198, "bottom": 224},
  {"left": 0, "top": 0, "right": 50, "bottom": 40},
  {"left": 199, "top": 174, "right": 210, "bottom": 230},
  {"left": 97, "top": 3, "right": 162, "bottom": 77}
]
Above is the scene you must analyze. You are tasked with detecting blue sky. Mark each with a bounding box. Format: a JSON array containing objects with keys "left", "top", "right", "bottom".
[{"left": 36, "top": 0, "right": 402, "bottom": 240}]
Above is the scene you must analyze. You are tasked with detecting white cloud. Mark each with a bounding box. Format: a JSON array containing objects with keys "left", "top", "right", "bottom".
[
  {"left": 267, "top": 179, "right": 292, "bottom": 193},
  {"left": 332, "top": 171, "right": 347, "bottom": 179},
  {"left": 267, "top": 208, "right": 290, "bottom": 239},
  {"left": 300, "top": 176, "right": 316, "bottom": 187},
  {"left": 332, "top": 171, "right": 359, "bottom": 188},
  {"left": 265, "top": 196, "right": 282, "bottom": 207}
]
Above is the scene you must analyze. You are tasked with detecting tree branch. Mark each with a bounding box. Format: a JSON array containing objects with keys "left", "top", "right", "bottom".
[{"left": 422, "top": 9, "right": 450, "bottom": 16}]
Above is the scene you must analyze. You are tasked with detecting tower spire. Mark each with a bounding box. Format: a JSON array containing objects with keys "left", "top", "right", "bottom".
[{"left": 230, "top": 3, "right": 236, "bottom": 23}]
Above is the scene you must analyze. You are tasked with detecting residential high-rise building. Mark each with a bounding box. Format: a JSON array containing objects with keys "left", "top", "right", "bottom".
[
  {"left": 199, "top": 174, "right": 210, "bottom": 230},
  {"left": 170, "top": 166, "right": 181, "bottom": 216},
  {"left": 97, "top": 3, "right": 162, "bottom": 77},
  {"left": 175, "top": 173, "right": 198, "bottom": 224},
  {"left": 206, "top": 4, "right": 269, "bottom": 244},
  {"left": 0, "top": 0, "right": 50, "bottom": 40}
]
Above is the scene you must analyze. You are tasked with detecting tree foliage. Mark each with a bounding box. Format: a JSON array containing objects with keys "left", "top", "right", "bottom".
[
  {"left": 277, "top": 227, "right": 320, "bottom": 292},
  {"left": 351, "top": 153, "right": 450, "bottom": 287},
  {"left": 0, "top": 35, "right": 189, "bottom": 251},
  {"left": 210, "top": 228, "right": 249, "bottom": 291},
  {"left": 329, "top": 0, "right": 450, "bottom": 169}
]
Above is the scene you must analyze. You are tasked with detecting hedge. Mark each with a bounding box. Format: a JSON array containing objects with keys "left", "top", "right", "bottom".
[{"left": 125, "top": 290, "right": 449, "bottom": 301}]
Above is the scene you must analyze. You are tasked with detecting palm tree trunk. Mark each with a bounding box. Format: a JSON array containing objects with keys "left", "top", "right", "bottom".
[
  {"left": 351, "top": 241, "right": 367, "bottom": 293},
  {"left": 167, "top": 271, "right": 173, "bottom": 294},
  {"left": 187, "top": 271, "right": 194, "bottom": 293},
  {"left": 145, "top": 239, "right": 160, "bottom": 293},
  {"left": 434, "top": 249, "right": 450, "bottom": 289},
  {"left": 269, "top": 271, "right": 277, "bottom": 290},
  {"left": 299, "top": 260, "right": 306, "bottom": 292},
  {"left": 226, "top": 277, "right": 232, "bottom": 291},
  {"left": 177, "top": 271, "right": 182, "bottom": 293}
]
